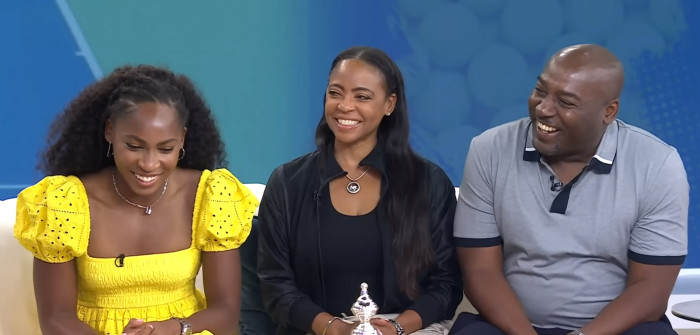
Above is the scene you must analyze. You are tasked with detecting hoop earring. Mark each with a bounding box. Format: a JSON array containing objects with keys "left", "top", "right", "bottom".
[
  {"left": 107, "top": 142, "right": 113, "bottom": 157},
  {"left": 179, "top": 147, "right": 186, "bottom": 161}
]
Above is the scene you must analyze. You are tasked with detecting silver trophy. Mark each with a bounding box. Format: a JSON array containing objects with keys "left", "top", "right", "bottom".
[{"left": 350, "top": 283, "right": 380, "bottom": 335}]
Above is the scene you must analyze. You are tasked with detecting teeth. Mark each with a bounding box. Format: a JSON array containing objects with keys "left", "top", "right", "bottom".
[
  {"left": 134, "top": 174, "right": 157, "bottom": 182},
  {"left": 337, "top": 119, "right": 360, "bottom": 126},
  {"left": 537, "top": 122, "right": 558, "bottom": 133}
]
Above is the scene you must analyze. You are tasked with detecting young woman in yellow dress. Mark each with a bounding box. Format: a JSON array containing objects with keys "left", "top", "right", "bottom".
[{"left": 13, "top": 65, "right": 258, "bottom": 335}]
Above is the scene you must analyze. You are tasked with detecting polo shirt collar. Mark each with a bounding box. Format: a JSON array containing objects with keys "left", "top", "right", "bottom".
[{"left": 523, "top": 120, "right": 618, "bottom": 174}]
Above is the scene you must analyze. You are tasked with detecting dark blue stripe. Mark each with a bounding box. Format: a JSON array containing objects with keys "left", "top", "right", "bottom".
[
  {"left": 455, "top": 236, "right": 503, "bottom": 248},
  {"left": 628, "top": 250, "right": 686, "bottom": 265}
]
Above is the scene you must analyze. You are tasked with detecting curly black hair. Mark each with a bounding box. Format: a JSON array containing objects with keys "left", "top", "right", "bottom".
[{"left": 39, "top": 64, "right": 227, "bottom": 176}]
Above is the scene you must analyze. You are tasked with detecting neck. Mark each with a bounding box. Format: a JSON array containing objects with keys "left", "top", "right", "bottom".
[
  {"left": 546, "top": 133, "right": 604, "bottom": 166},
  {"left": 333, "top": 136, "right": 377, "bottom": 173},
  {"left": 545, "top": 152, "right": 593, "bottom": 166},
  {"left": 112, "top": 170, "right": 165, "bottom": 206}
]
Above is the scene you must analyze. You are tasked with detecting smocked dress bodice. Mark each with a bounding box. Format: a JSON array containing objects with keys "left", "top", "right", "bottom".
[{"left": 14, "top": 169, "right": 259, "bottom": 335}]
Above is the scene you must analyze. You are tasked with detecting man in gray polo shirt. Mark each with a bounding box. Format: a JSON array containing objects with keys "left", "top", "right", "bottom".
[{"left": 450, "top": 44, "right": 688, "bottom": 335}]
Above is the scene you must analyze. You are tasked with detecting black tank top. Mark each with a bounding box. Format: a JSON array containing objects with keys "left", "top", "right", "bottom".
[{"left": 319, "top": 197, "right": 385, "bottom": 316}]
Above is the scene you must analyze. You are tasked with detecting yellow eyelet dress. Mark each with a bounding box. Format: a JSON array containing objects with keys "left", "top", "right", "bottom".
[{"left": 14, "top": 169, "right": 259, "bottom": 335}]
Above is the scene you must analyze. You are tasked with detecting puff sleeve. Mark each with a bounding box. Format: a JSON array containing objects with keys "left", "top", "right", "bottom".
[
  {"left": 194, "top": 169, "right": 259, "bottom": 252},
  {"left": 13, "top": 176, "right": 91, "bottom": 263}
]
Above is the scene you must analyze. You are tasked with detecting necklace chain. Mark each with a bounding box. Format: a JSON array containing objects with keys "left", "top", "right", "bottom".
[
  {"left": 345, "top": 167, "right": 370, "bottom": 194},
  {"left": 345, "top": 167, "right": 370, "bottom": 182},
  {"left": 112, "top": 170, "right": 168, "bottom": 215}
]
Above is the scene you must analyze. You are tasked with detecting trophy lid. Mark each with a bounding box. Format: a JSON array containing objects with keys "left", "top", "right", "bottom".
[{"left": 351, "top": 282, "right": 378, "bottom": 321}]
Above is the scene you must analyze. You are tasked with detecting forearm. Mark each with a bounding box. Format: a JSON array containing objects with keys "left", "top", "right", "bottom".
[
  {"left": 465, "top": 270, "right": 537, "bottom": 335},
  {"left": 187, "top": 303, "right": 239, "bottom": 335},
  {"left": 403, "top": 290, "right": 451, "bottom": 331},
  {"left": 395, "top": 309, "right": 422, "bottom": 334},
  {"left": 312, "top": 312, "right": 336, "bottom": 335},
  {"left": 580, "top": 280, "right": 667, "bottom": 335},
  {"left": 40, "top": 314, "right": 101, "bottom": 335}
]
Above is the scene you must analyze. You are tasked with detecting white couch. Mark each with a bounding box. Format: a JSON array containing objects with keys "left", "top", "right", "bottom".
[{"left": 1, "top": 185, "right": 698, "bottom": 334}]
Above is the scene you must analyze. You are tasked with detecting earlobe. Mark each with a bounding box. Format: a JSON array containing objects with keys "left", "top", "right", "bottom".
[{"left": 386, "top": 93, "right": 397, "bottom": 116}]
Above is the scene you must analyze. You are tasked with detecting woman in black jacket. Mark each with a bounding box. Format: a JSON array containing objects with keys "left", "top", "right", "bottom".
[{"left": 257, "top": 46, "right": 463, "bottom": 335}]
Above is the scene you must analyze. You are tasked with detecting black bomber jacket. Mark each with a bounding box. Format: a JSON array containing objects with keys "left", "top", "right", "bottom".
[{"left": 257, "top": 143, "right": 463, "bottom": 335}]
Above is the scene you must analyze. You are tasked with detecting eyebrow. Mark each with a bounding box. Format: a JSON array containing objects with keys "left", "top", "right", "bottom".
[
  {"left": 537, "top": 76, "right": 581, "bottom": 101},
  {"left": 124, "top": 134, "right": 178, "bottom": 145},
  {"left": 328, "top": 83, "right": 374, "bottom": 94}
]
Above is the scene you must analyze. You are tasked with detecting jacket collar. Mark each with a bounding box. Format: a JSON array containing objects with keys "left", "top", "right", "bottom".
[
  {"left": 523, "top": 120, "right": 618, "bottom": 174},
  {"left": 320, "top": 140, "right": 388, "bottom": 185}
]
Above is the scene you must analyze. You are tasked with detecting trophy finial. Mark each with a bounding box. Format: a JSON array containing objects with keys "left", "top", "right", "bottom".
[{"left": 351, "top": 282, "right": 379, "bottom": 335}]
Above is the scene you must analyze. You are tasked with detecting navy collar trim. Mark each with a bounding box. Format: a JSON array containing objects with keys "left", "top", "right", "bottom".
[{"left": 523, "top": 120, "right": 619, "bottom": 174}]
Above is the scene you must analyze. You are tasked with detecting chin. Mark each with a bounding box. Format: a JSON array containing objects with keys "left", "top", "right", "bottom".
[
  {"left": 129, "top": 179, "right": 165, "bottom": 196},
  {"left": 333, "top": 133, "right": 361, "bottom": 145},
  {"left": 534, "top": 143, "right": 559, "bottom": 156}
]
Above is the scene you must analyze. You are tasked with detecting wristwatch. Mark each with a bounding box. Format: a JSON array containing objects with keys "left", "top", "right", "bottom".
[
  {"left": 567, "top": 331, "right": 585, "bottom": 335},
  {"left": 172, "top": 317, "right": 192, "bottom": 335}
]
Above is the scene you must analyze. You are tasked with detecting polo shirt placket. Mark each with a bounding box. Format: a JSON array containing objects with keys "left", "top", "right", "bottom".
[{"left": 522, "top": 122, "right": 616, "bottom": 215}]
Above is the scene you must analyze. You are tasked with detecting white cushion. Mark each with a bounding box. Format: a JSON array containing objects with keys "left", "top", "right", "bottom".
[{"left": 0, "top": 198, "right": 42, "bottom": 335}]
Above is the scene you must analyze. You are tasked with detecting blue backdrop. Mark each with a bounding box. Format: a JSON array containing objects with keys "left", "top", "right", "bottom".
[{"left": 1, "top": 0, "right": 697, "bottom": 267}]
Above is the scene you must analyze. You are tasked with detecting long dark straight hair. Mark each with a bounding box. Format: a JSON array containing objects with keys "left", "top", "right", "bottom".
[{"left": 315, "top": 46, "right": 435, "bottom": 299}]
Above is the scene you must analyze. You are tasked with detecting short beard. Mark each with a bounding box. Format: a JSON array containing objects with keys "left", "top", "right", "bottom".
[{"left": 533, "top": 137, "right": 560, "bottom": 156}]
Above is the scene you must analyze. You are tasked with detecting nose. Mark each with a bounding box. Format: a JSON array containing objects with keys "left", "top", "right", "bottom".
[
  {"left": 535, "top": 96, "right": 557, "bottom": 118},
  {"left": 337, "top": 97, "right": 355, "bottom": 113},
  {"left": 137, "top": 150, "right": 159, "bottom": 172}
]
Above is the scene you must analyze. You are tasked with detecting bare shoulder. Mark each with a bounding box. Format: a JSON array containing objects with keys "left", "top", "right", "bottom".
[
  {"left": 79, "top": 169, "right": 112, "bottom": 205},
  {"left": 172, "top": 168, "right": 205, "bottom": 194}
]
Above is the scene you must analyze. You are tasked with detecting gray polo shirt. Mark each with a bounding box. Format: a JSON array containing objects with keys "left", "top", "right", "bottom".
[{"left": 454, "top": 118, "right": 689, "bottom": 330}]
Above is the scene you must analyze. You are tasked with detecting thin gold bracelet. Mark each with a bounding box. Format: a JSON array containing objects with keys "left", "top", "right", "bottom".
[{"left": 322, "top": 316, "right": 342, "bottom": 335}]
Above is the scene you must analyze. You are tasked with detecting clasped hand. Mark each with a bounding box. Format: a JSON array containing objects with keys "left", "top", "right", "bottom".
[
  {"left": 326, "top": 318, "right": 398, "bottom": 335},
  {"left": 122, "top": 318, "right": 181, "bottom": 335}
]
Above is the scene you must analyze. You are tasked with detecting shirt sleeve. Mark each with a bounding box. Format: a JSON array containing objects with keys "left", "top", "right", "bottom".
[
  {"left": 406, "top": 164, "right": 464, "bottom": 327},
  {"left": 194, "top": 169, "right": 259, "bottom": 252},
  {"left": 258, "top": 166, "right": 324, "bottom": 332},
  {"left": 628, "top": 149, "right": 689, "bottom": 265},
  {"left": 453, "top": 137, "right": 502, "bottom": 247},
  {"left": 14, "top": 176, "right": 90, "bottom": 263}
]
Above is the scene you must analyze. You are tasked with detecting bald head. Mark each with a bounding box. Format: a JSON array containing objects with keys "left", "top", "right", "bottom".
[
  {"left": 529, "top": 44, "right": 623, "bottom": 159},
  {"left": 546, "top": 44, "right": 625, "bottom": 99}
]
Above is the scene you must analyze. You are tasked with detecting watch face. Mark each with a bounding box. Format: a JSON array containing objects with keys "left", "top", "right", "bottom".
[{"left": 174, "top": 318, "right": 192, "bottom": 335}]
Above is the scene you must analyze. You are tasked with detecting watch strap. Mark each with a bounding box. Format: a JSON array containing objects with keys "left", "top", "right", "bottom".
[
  {"left": 172, "top": 317, "right": 192, "bottom": 335},
  {"left": 387, "top": 319, "right": 405, "bottom": 335}
]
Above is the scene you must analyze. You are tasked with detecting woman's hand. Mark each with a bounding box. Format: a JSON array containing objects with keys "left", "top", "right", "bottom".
[
  {"left": 370, "top": 318, "right": 398, "bottom": 335},
  {"left": 122, "top": 319, "right": 153, "bottom": 335},
  {"left": 122, "top": 318, "right": 181, "bottom": 335},
  {"left": 141, "top": 319, "right": 182, "bottom": 335},
  {"left": 327, "top": 319, "right": 357, "bottom": 335}
]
